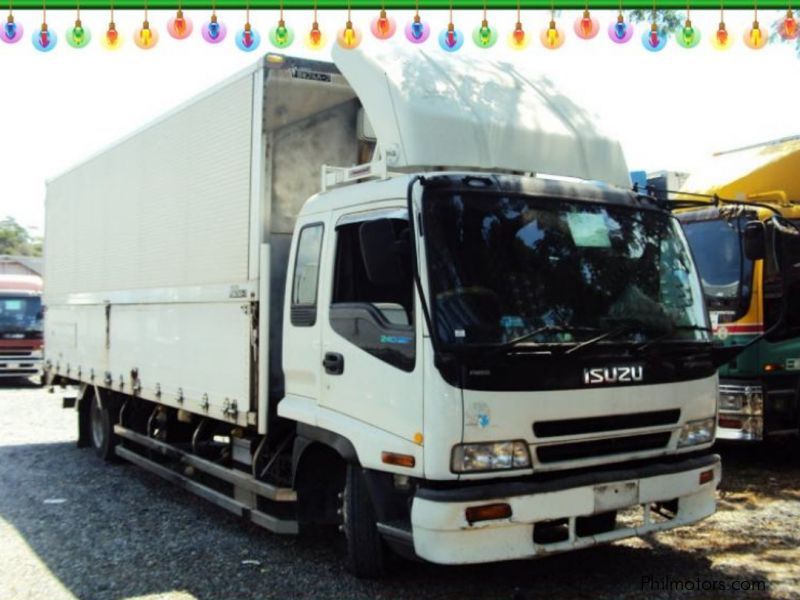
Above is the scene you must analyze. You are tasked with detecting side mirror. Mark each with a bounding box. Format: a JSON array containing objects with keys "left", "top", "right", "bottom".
[
  {"left": 743, "top": 220, "right": 766, "bottom": 261},
  {"left": 760, "top": 218, "right": 800, "bottom": 336},
  {"left": 774, "top": 217, "right": 800, "bottom": 284}
]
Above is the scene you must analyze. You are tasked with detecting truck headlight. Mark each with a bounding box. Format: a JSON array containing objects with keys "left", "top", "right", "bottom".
[
  {"left": 678, "top": 417, "right": 716, "bottom": 448},
  {"left": 719, "top": 385, "right": 763, "bottom": 416},
  {"left": 451, "top": 441, "right": 531, "bottom": 473}
]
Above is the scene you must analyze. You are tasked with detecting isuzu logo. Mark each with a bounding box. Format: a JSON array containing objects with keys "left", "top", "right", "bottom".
[{"left": 583, "top": 365, "right": 644, "bottom": 385}]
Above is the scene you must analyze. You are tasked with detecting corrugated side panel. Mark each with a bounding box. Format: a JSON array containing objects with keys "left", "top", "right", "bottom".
[
  {"left": 44, "top": 71, "right": 258, "bottom": 427},
  {"left": 45, "top": 73, "right": 255, "bottom": 296}
]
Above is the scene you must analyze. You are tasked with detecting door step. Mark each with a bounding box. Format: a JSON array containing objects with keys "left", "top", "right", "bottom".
[{"left": 113, "top": 424, "right": 298, "bottom": 535}]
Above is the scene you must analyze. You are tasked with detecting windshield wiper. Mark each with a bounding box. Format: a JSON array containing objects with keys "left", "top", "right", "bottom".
[
  {"left": 563, "top": 325, "right": 638, "bottom": 355},
  {"left": 637, "top": 325, "right": 714, "bottom": 352},
  {"left": 486, "top": 325, "right": 603, "bottom": 356},
  {"left": 565, "top": 323, "right": 713, "bottom": 355}
]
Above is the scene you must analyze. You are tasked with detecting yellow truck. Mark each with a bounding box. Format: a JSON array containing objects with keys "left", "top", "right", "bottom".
[{"left": 675, "top": 136, "right": 800, "bottom": 441}]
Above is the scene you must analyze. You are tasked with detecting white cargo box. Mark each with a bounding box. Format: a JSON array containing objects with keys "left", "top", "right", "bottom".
[{"left": 45, "top": 55, "right": 364, "bottom": 430}]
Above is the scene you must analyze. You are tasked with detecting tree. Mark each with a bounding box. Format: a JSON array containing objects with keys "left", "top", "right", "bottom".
[
  {"left": 628, "top": 9, "right": 685, "bottom": 33},
  {"left": 0, "top": 217, "right": 43, "bottom": 257}
]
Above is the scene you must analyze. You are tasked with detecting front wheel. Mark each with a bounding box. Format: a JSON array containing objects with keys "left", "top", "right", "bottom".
[
  {"left": 342, "top": 464, "right": 386, "bottom": 578},
  {"left": 89, "top": 391, "right": 118, "bottom": 462}
]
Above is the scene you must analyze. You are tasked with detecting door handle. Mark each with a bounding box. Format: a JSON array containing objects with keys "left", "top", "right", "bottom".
[{"left": 323, "top": 352, "right": 344, "bottom": 375}]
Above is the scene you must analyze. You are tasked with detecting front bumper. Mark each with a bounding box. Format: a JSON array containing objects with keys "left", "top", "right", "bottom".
[
  {"left": 410, "top": 454, "right": 720, "bottom": 565},
  {"left": 0, "top": 355, "right": 43, "bottom": 378}
]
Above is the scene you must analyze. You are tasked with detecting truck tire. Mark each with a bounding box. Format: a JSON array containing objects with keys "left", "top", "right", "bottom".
[
  {"left": 343, "top": 464, "right": 386, "bottom": 578},
  {"left": 89, "top": 391, "right": 118, "bottom": 462}
]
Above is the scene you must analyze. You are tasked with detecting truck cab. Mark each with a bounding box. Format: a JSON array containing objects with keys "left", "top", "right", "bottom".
[
  {"left": 676, "top": 138, "right": 800, "bottom": 441},
  {"left": 282, "top": 169, "right": 722, "bottom": 566},
  {"left": 0, "top": 274, "right": 44, "bottom": 382}
]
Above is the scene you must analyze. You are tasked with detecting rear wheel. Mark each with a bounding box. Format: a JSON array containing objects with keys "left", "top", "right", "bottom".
[
  {"left": 343, "top": 464, "right": 386, "bottom": 578},
  {"left": 89, "top": 391, "right": 118, "bottom": 462}
]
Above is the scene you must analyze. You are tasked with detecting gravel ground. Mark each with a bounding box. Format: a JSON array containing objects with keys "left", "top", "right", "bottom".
[{"left": 1, "top": 382, "right": 799, "bottom": 600}]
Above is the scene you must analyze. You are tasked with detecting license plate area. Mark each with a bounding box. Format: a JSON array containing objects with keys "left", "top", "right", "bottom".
[{"left": 593, "top": 480, "right": 639, "bottom": 512}]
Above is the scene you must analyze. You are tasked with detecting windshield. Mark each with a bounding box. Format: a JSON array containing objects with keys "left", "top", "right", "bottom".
[
  {"left": 681, "top": 217, "right": 754, "bottom": 318},
  {"left": 423, "top": 191, "right": 709, "bottom": 349},
  {"left": 0, "top": 296, "right": 43, "bottom": 333}
]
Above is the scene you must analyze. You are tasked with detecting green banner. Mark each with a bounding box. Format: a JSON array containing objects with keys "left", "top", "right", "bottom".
[{"left": 2, "top": 0, "right": 789, "bottom": 8}]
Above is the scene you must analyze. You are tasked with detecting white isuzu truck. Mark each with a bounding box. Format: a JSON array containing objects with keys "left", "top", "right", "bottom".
[{"left": 45, "top": 48, "right": 729, "bottom": 577}]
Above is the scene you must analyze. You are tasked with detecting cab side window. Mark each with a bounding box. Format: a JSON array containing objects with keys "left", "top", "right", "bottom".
[
  {"left": 330, "top": 217, "right": 415, "bottom": 371},
  {"left": 290, "top": 223, "right": 324, "bottom": 327}
]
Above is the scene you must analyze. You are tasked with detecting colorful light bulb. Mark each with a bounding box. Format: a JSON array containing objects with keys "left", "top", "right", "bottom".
[
  {"left": 676, "top": 18, "right": 700, "bottom": 48},
  {"left": 371, "top": 9, "right": 396, "bottom": 39},
  {"left": 337, "top": 20, "right": 361, "bottom": 49},
  {"left": 100, "top": 21, "right": 122, "bottom": 49},
  {"left": 574, "top": 9, "right": 599, "bottom": 39},
  {"left": 744, "top": 20, "right": 767, "bottom": 49},
  {"left": 235, "top": 23, "right": 261, "bottom": 51},
  {"left": 269, "top": 19, "right": 294, "bottom": 47},
  {"left": 608, "top": 13, "right": 633, "bottom": 43},
  {"left": 780, "top": 9, "right": 799, "bottom": 39},
  {"left": 508, "top": 21, "right": 529, "bottom": 49},
  {"left": 405, "top": 15, "right": 430, "bottom": 43},
  {"left": 642, "top": 22, "right": 666, "bottom": 52},
  {"left": 134, "top": 20, "right": 159, "bottom": 49},
  {"left": 32, "top": 23, "right": 56, "bottom": 51},
  {"left": 66, "top": 19, "right": 91, "bottom": 48},
  {"left": 540, "top": 19, "right": 564, "bottom": 49},
  {"left": 201, "top": 15, "right": 227, "bottom": 43},
  {"left": 472, "top": 19, "right": 497, "bottom": 48},
  {"left": 712, "top": 20, "right": 731, "bottom": 49},
  {"left": 438, "top": 22, "right": 463, "bottom": 52},
  {"left": 167, "top": 9, "right": 193, "bottom": 39},
  {"left": 305, "top": 21, "right": 325, "bottom": 49},
  {"left": 2, "top": 15, "right": 23, "bottom": 43}
]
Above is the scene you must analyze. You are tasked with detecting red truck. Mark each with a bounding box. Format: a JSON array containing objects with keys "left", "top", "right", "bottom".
[{"left": 0, "top": 274, "right": 44, "bottom": 382}]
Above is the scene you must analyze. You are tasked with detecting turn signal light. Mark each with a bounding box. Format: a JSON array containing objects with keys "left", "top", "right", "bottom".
[
  {"left": 465, "top": 502, "right": 512, "bottom": 524},
  {"left": 381, "top": 451, "right": 415, "bottom": 468},
  {"left": 763, "top": 363, "right": 782, "bottom": 372},
  {"left": 718, "top": 416, "right": 741, "bottom": 429},
  {"left": 699, "top": 469, "right": 714, "bottom": 485}
]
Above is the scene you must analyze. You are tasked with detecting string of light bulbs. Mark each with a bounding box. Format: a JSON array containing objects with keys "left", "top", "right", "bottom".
[{"left": 1, "top": 4, "right": 796, "bottom": 53}]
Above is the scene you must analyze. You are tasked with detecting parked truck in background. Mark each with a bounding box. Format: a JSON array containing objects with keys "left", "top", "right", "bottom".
[
  {"left": 0, "top": 273, "right": 44, "bottom": 382},
  {"left": 675, "top": 137, "right": 800, "bottom": 442},
  {"left": 43, "top": 50, "right": 798, "bottom": 577}
]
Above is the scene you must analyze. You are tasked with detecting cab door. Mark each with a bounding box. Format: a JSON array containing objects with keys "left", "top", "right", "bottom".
[
  {"left": 283, "top": 218, "right": 328, "bottom": 406},
  {"left": 318, "top": 207, "right": 423, "bottom": 444}
]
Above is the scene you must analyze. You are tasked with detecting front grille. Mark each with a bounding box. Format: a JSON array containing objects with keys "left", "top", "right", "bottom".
[
  {"left": 534, "top": 409, "right": 680, "bottom": 438},
  {"left": 537, "top": 432, "right": 672, "bottom": 464}
]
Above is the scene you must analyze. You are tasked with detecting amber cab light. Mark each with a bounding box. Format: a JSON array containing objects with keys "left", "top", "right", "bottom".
[
  {"left": 465, "top": 502, "right": 512, "bottom": 524},
  {"left": 381, "top": 451, "right": 415, "bottom": 468}
]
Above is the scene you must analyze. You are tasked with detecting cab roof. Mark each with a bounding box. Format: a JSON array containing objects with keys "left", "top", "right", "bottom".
[{"left": 300, "top": 172, "right": 653, "bottom": 218}]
